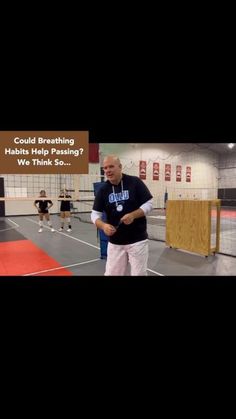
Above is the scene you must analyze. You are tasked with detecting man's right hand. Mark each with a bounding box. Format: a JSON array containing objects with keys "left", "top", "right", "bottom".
[{"left": 103, "top": 223, "right": 117, "bottom": 236}]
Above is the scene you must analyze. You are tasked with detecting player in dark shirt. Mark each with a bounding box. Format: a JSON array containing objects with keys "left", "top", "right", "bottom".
[
  {"left": 34, "top": 190, "right": 55, "bottom": 233},
  {"left": 58, "top": 189, "right": 72, "bottom": 232}
]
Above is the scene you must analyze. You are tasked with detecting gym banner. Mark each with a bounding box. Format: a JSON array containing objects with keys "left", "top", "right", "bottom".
[
  {"left": 89, "top": 143, "right": 99, "bottom": 163},
  {"left": 153, "top": 162, "right": 159, "bottom": 180},
  {"left": 176, "top": 165, "right": 182, "bottom": 182},
  {"left": 186, "top": 166, "right": 191, "bottom": 182},
  {"left": 165, "top": 164, "right": 171, "bottom": 181},
  {"left": 139, "top": 160, "right": 146, "bottom": 180}
]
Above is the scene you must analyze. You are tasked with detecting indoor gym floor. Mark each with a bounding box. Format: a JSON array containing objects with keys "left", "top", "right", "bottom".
[{"left": 1, "top": 213, "right": 236, "bottom": 277}]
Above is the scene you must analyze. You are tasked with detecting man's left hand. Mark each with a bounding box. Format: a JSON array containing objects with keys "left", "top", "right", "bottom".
[{"left": 120, "top": 213, "right": 134, "bottom": 225}]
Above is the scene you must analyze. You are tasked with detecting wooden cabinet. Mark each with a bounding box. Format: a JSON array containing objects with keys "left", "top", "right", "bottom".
[{"left": 166, "top": 200, "right": 221, "bottom": 256}]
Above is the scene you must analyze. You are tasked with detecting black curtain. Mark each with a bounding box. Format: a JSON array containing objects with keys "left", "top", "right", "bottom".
[{"left": 0, "top": 178, "right": 5, "bottom": 217}]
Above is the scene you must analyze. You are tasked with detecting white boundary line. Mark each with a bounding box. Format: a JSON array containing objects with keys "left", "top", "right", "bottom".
[
  {"left": 0, "top": 227, "right": 17, "bottom": 232},
  {"left": 148, "top": 215, "right": 166, "bottom": 220},
  {"left": 0, "top": 218, "right": 20, "bottom": 232},
  {"left": 7, "top": 218, "right": 20, "bottom": 227},
  {"left": 23, "top": 258, "right": 101, "bottom": 276},
  {"left": 25, "top": 218, "right": 100, "bottom": 250},
  {"left": 147, "top": 268, "right": 164, "bottom": 276},
  {"left": 24, "top": 263, "right": 164, "bottom": 277}
]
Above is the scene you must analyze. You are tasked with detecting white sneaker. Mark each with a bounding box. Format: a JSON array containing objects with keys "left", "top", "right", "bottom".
[
  {"left": 67, "top": 228, "right": 72, "bottom": 232},
  {"left": 51, "top": 228, "right": 55, "bottom": 232},
  {"left": 38, "top": 228, "right": 43, "bottom": 233},
  {"left": 59, "top": 227, "right": 64, "bottom": 231}
]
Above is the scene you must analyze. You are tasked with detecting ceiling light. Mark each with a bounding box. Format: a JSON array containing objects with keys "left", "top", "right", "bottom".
[{"left": 228, "top": 143, "right": 235, "bottom": 149}]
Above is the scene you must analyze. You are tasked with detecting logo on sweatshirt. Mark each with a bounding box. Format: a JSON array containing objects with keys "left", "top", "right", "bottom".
[{"left": 109, "top": 190, "right": 129, "bottom": 203}]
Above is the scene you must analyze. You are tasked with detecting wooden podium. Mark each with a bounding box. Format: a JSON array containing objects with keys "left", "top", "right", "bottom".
[{"left": 166, "top": 200, "right": 221, "bottom": 256}]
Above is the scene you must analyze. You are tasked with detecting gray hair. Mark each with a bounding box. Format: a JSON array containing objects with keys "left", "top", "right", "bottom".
[{"left": 103, "top": 155, "right": 121, "bottom": 165}]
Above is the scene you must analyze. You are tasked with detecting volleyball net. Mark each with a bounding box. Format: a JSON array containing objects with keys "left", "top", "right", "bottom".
[
  {"left": 1, "top": 172, "right": 236, "bottom": 257},
  {"left": 0, "top": 174, "right": 104, "bottom": 216}
]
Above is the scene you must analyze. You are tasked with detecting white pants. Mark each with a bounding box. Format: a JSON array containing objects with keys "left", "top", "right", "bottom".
[{"left": 105, "top": 239, "right": 149, "bottom": 276}]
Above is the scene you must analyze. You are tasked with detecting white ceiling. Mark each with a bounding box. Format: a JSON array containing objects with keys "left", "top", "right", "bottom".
[{"left": 195, "top": 143, "right": 236, "bottom": 154}]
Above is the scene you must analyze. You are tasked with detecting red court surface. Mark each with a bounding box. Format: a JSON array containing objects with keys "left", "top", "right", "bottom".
[
  {"left": 0, "top": 240, "right": 73, "bottom": 276},
  {"left": 211, "top": 209, "right": 236, "bottom": 218}
]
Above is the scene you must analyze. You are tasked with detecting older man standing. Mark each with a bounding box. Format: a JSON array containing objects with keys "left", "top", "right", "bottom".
[{"left": 91, "top": 155, "right": 153, "bottom": 276}]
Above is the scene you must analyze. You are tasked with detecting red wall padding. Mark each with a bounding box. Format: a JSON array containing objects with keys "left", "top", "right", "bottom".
[{"left": 89, "top": 143, "right": 99, "bottom": 163}]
